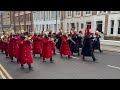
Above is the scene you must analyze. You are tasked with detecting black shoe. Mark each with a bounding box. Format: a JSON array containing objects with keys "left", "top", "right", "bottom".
[
  {"left": 43, "top": 59, "right": 46, "bottom": 62},
  {"left": 93, "top": 58, "right": 97, "bottom": 62},
  {"left": 68, "top": 55, "right": 71, "bottom": 58},
  {"left": 82, "top": 56, "right": 85, "bottom": 60},
  {"left": 20, "top": 64, "right": 24, "bottom": 69},
  {"left": 60, "top": 54, "right": 63, "bottom": 58},
  {"left": 17, "top": 60, "right": 19, "bottom": 63},
  {"left": 50, "top": 60, "right": 54, "bottom": 63},
  {"left": 28, "top": 65, "right": 33, "bottom": 70}
]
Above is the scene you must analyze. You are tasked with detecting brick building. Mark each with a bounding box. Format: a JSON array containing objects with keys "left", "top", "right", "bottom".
[{"left": 13, "top": 11, "right": 33, "bottom": 33}]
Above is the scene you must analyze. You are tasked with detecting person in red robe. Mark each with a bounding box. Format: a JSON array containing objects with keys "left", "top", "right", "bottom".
[
  {"left": 8, "top": 35, "right": 19, "bottom": 62},
  {"left": 3, "top": 36, "right": 9, "bottom": 57},
  {"left": 49, "top": 35, "right": 55, "bottom": 55},
  {"left": 17, "top": 35, "right": 33, "bottom": 69},
  {"left": 32, "top": 35, "right": 43, "bottom": 57},
  {"left": 1, "top": 37, "right": 5, "bottom": 54},
  {"left": 0, "top": 37, "right": 2, "bottom": 51},
  {"left": 41, "top": 34, "right": 54, "bottom": 63},
  {"left": 60, "top": 33, "right": 71, "bottom": 58}
]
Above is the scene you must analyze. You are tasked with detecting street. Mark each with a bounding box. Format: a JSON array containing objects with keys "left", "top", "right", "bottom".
[{"left": 0, "top": 50, "right": 120, "bottom": 79}]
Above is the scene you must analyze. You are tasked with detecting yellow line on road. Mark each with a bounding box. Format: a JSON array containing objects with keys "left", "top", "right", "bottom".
[
  {"left": 0, "top": 64, "right": 13, "bottom": 79},
  {"left": 0, "top": 70, "right": 6, "bottom": 79}
]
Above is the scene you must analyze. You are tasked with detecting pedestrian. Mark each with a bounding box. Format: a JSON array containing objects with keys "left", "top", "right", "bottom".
[
  {"left": 3, "top": 35, "right": 9, "bottom": 57},
  {"left": 49, "top": 34, "right": 56, "bottom": 55},
  {"left": 17, "top": 35, "right": 33, "bottom": 70},
  {"left": 55, "top": 29, "right": 62, "bottom": 51},
  {"left": 60, "top": 32, "right": 71, "bottom": 58},
  {"left": 1, "top": 35, "right": 5, "bottom": 54},
  {"left": 93, "top": 30, "right": 102, "bottom": 53},
  {"left": 81, "top": 26, "right": 97, "bottom": 61},
  {"left": 32, "top": 34, "right": 42, "bottom": 57},
  {"left": 41, "top": 33, "right": 54, "bottom": 63},
  {"left": 70, "top": 30, "right": 80, "bottom": 56},
  {"left": 8, "top": 34, "right": 19, "bottom": 62}
]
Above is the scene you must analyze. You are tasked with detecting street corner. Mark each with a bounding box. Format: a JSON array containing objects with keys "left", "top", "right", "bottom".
[{"left": 0, "top": 64, "right": 13, "bottom": 79}]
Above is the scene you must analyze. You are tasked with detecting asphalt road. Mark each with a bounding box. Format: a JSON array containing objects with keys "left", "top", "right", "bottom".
[{"left": 0, "top": 50, "right": 120, "bottom": 79}]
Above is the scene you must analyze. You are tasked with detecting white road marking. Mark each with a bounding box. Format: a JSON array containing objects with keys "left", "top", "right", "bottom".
[
  {"left": 56, "top": 52, "right": 120, "bottom": 71},
  {"left": 107, "top": 65, "right": 120, "bottom": 70}
]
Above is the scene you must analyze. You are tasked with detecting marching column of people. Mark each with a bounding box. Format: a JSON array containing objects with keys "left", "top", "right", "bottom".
[{"left": 0, "top": 27, "right": 102, "bottom": 70}]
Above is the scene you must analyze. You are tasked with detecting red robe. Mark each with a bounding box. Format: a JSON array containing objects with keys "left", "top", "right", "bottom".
[
  {"left": 41, "top": 38, "right": 53, "bottom": 59},
  {"left": 4, "top": 40, "right": 9, "bottom": 55},
  {"left": 60, "top": 36, "right": 71, "bottom": 55},
  {"left": 0, "top": 39, "right": 5, "bottom": 52},
  {"left": 0, "top": 38, "right": 2, "bottom": 50},
  {"left": 9, "top": 38, "right": 19, "bottom": 59},
  {"left": 49, "top": 41, "right": 55, "bottom": 52},
  {"left": 32, "top": 37, "right": 42, "bottom": 55},
  {"left": 18, "top": 39, "right": 33, "bottom": 65}
]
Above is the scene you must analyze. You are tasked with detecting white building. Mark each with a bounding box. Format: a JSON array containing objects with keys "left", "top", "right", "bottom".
[
  {"left": 63, "top": 11, "right": 120, "bottom": 40},
  {"left": 107, "top": 11, "right": 120, "bottom": 37},
  {"left": 33, "top": 11, "right": 61, "bottom": 33}
]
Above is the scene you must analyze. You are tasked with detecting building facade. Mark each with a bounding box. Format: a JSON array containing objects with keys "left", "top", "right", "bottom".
[
  {"left": 33, "top": 11, "right": 61, "bottom": 33},
  {"left": 0, "top": 11, "right": 11, "bottom": 31},
  {"left": 63, "top": 11, "right": 120, "bottom": 40},
  {"left": 13, "top": 11, "right": 33, "bottom": 33}
]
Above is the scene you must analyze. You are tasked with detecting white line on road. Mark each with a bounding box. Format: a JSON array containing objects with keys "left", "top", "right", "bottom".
[{"left": 107, "top": 65, "right": 120, "bottom": 70}]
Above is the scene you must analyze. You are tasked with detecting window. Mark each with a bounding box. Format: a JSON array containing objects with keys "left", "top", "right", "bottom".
[
  {"left": 36, "top": 25, "right": 38, "bottom": 31},
  {"left": 39, "top": 25, "right": 41, "bottom": 31},
  {"left": 49, "top": 11, "right": 50, "bottom": 20},
  {"left": 52, "top": 11, "right": 54, "bottom": 19},
  {"left": 111, "top": 20, "right": 114, "bottom": 34},
  {"left": 99, "top": 11, "right": 102, "bottom": 13},
  {"left": 86, "top": 22, "right": 91, "bottom": 29},
  {"left": 26, "top": 14, "right": 31, "bottom": 21},
  {"left": 70, "top": 11, "right": 71, "bottom": 16},
  {"left": 86, "top": 11, "right": 91, "bottom": 14},
  {"left": 67, "top": 23, "right": 69, "bottom": 30},
  {"left": 20, "top": 15, "right": 24, "bottom": 22},
  {"left": 103, "top": 11, "right": 106, "bottom": 13},
  {"left": 77, "top": 23, "right": 79, "bottom": 32},
  {"left": 15, "top": 16, "right": 18, "bottom": 23},
  {"left": 58, "top": 11, "right": 60, "bottom": 18},
  {"left": 81, "top": 23, "right": 84, "bottom": 29},
  {"left": 68, "top": 11, "right": 69, "bottom": 17},
  {"left": 42, "top": 25, "right": 44, "bottom": 31},
  {"left": 76, "top": 11, "right": 80, "bottom": 15},
  {"left": 118, "top": 20, "right": 120, "bottom": 34}
]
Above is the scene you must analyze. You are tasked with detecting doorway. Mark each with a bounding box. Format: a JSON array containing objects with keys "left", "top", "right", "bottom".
[
  {"left": 86, "top": 22, "right": 91, "bottom": 29},
  {"left": 71, "top": 23, "right": 75, "bottom": 31},
  {"left": 96, "top": 21, "right": 103, "bottom": 32}
]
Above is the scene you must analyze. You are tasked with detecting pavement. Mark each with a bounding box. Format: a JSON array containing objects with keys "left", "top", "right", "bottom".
[
  {"left": 0, "top": 49, "right": 120, "bottom": 79},
  {"left": 101, "top": 45, "right": 120, "bottom": 53}
]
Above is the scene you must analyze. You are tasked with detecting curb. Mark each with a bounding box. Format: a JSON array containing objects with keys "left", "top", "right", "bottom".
[{"left": 102, "top": 50, "right": 120, "bottom": 53}]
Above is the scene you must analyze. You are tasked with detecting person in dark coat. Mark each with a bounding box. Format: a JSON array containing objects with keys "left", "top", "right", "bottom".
[
  {"left": 70, "top": 30, "right": 80, "bottom": 56},
  {"left": 81, "top": 26, "right": 97, "bottom": 61},
  {"left": 55, "top": 29, "right": 62, "bottom": 51},
  {"left": 93, "top": 30, "right": 102, "bottom": 53},
  {"left": 78, "top": 30, "right": 83, "bottom": 48}
]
